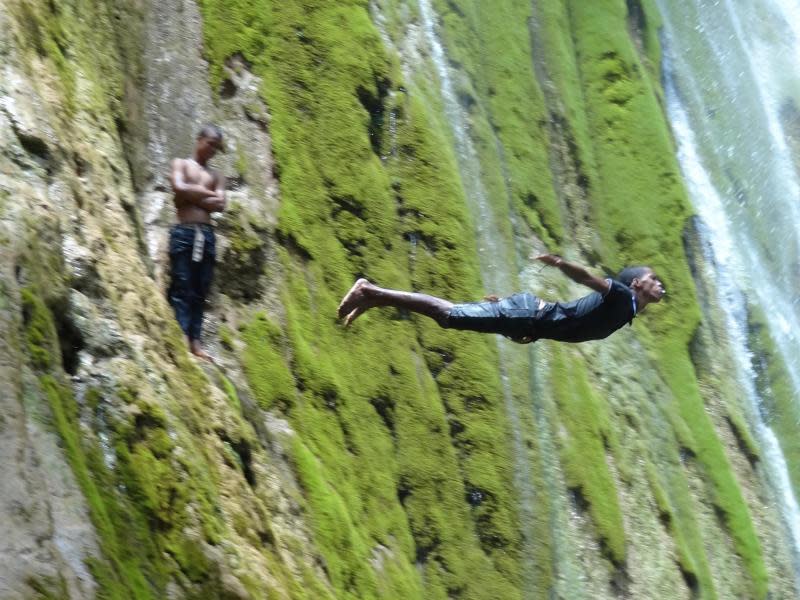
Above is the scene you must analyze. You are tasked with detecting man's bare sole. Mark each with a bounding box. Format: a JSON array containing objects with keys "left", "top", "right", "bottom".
[{"left": 338, "top": 278, "right": 371, "bottom": 321}]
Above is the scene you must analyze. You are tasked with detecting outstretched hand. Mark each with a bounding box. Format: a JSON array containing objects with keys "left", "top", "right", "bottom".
[{"left": 533, "top": 253, "right": 563, "bottom": 267}]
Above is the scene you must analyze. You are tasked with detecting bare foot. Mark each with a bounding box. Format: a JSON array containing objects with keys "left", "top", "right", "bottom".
[
  {"left": 343, "top": 305, "right": 367, "bottom": 327},
  {"left": 337, "top": 278, "right": 371, "bottom": 319},
  {"left": 190, "top": 339, "right": 216, "bottom": 364}
]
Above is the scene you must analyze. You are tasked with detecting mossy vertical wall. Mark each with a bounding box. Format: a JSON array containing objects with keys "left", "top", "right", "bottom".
[
  {"left": 198, "top": 0, "right": 528, "bottom": 598},
  {"left": 381, "top": 0, "right": 776, "bottom": 597},
  {"left": 3, "top": 0, "right": 798, "bottom": 598}
]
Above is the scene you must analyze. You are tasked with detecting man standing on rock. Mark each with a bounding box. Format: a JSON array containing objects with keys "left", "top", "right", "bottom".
[{"left": 167, "top": 124, "right": 227, "bottom": 360}]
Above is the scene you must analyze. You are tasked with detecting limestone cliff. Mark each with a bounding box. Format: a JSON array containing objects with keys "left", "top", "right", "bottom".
[{"left": 0, "top": 0, "right": 796, "bottom": 598}]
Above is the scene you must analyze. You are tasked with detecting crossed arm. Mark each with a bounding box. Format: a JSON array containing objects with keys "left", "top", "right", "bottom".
[
  {"left": 535, "top": 254, "right": 610, "bottom": 294},
  {"left": 169, "top": 159, "right": 226, "bottom": 212}
]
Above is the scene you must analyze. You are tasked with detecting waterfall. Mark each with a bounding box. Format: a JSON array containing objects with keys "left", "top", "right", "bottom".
[
  {"left": 415, "top": 0, "right": 539, "bottom": 591},
  {"left": 657, "top": 0, "right": 800, "bottom": 582},
  {"left": 416, "top": 0, "right": 512, "bottom": 282}
]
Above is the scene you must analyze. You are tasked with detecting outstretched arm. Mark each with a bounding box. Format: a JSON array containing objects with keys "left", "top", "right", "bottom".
[{"left": 535, "top": 254, "right": 610, "bottom": 294}]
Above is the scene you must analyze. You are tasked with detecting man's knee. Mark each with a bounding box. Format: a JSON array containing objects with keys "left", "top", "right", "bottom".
[
  {"left": 443, "top": 302, "right": 501, "bottom": 333},
  {"left": 434, "top": 312, "right": 451, "bottom": 328}
]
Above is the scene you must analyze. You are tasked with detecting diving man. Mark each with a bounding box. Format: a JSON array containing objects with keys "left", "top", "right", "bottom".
[{"left": 337, "top": 254, "right": 665, "bottom": 343}]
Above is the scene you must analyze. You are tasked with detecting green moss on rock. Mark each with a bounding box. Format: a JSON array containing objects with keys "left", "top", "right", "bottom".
[
  {"left": 21, "top": 288, "right": 60, "bottom": 371},
  {"left": 556, "top": 1, "right": 768, "bottom": 596},
  {"left": 198, "top": 1, "right": 529, "bottom": 597},
  {"left": 550, "top": 345, "right": 625, "bottom": 564},
  {"left": 241, "top": 312, "right": 297, "bottom": 411},
  {"left": 40, "top": 376, "right": 162, "bottom": 600},
  {"left": 9, "top": 0, "right": 788, "bottom": 596},
  {"left": 432, "top": 0, "right": 564, "bottom": 249},
  {"left": 748, "top": 303, "right": 800, "bottom": 493}
]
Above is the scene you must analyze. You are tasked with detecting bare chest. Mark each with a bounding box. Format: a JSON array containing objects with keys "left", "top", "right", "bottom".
[{"left": 184, "top": 160, "right": 216, "bottom": 189}]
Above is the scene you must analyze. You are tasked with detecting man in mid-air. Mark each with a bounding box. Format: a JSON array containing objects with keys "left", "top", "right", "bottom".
[
  {"left": 167, "top": 124, "right": 227, "bottom": 360},
  {"left": 337, "top": 254, "right": 665, "bottom": 344}
]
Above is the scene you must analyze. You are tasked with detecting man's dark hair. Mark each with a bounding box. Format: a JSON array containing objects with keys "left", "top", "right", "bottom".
[
  {"left": 197, "top": 123, "right": 223, "bottom": 141},
  {"left": 616, "top": 266, "right": 652, "bottom": 287}
]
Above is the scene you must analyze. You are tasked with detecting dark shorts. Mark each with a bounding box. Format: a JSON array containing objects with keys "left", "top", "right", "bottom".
[{"left": 444, "top": 292, "right": 542, "bottom": 343}]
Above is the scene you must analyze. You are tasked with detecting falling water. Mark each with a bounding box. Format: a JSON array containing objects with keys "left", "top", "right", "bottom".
[
  {"left": 416, "top": 0, "right": 539, "bottom": 591},
  {"left": 657, "top": 0, "right": 800, "bottom": 389},
  {"left": 657, "top": 0, "right": 800, "bottom": 581},
  {"left": 382, "top": 91, "right": 399, "bottom": 161},
  {"left": 416, "top": 0, "right": 513, "bottom": 281}
]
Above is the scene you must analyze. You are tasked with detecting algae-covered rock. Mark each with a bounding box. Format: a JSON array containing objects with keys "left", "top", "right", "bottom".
[{"left": 0, "top": 0, "right": 798, "bottom": 598}]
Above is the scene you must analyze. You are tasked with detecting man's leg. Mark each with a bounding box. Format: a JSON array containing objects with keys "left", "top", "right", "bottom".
[
  {"left": 168, "top": 249, "right": 193, "bottom": 339},
  {"left": 338, "top": 279, "right": 540, "bottom": 341},
  {"left": 338, "top": 278, "right": 454, "bottom": 326},
  {"left": 188, "top": 251, "right": 215, "bottom": 359}
]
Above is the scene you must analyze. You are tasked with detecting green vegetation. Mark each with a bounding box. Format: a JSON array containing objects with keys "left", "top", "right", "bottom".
[
  {"left": 427, "top": 0, "right": 769, "bottom": 596},
  {"left": 748, "top": 303, "right": 800, "bottom": 492},
  {"left": 20, "top": 279, "right": 297, "bottom": 598},
  {"left": 550, "top": 346, "right": 625, "bottom": 564},
  {"left": 531, "top": 1, "right": 767, "bottom": 596},
  {"left": 21, "top": 289, "right": 59, "bottom": 371},
  {"left": 241, "top": 312, "right": 297, "bottom": 412},
  {"left": 22, "top": 287, "right": 160, "bottom": 599},
  {"left": 199, "top": 0, "right": 527, "bottom": 597},
  {"left": 432, "top": 0, "right": 564, "bottom": 249},
  {"left": 27, "top": 575, "right": 69, "bottom": 600},
  {"left": 217, "top": 203, "right": 269, "bottom": 301},
  {"left": 10, "top": 0, "right": 128, "bottom": 120},
  {"left": 7, "top": 0, "right": 787, "bottom": 597}
]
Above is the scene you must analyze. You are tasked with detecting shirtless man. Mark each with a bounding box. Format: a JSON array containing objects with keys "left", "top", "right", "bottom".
[
  {"left": 337, "top": 255, "right": 665, "bottom": 344},
  {"left": 167, "top": 124, "right": 227, "bottom": 360}
]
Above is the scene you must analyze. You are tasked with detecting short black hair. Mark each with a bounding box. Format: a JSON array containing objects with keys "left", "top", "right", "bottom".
[
  {"left": 197, "top": 123, "right": 225, "bottom": 152},
  {"left": 197, "top": 123, "right": 223, "bottom": 141},
  {"left": 616, "top": 266, "right": 652, "bottom": 287}
]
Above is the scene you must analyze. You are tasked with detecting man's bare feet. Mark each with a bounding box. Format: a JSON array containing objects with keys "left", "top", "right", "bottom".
[
  {"left": 190, "top": 339, "right": 216, "bottom": 363},
  {"left": 343, "top": 305, "right": 367, "bottom": 326},
  {"left": 337, "top": 278, "right": 372, "bottom": 320}
]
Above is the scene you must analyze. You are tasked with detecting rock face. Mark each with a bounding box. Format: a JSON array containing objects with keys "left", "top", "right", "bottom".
[
  {"left": 0, "top": 1, "right": 320, "bottom": 598},
  {"left": 0, "top": 0, "right": 797, "bottom": 598}
]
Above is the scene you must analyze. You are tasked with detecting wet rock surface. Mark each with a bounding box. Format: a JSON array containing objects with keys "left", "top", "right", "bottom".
[
  {"left": 0, "top": 0, "right": 319, "bottom": 597},
  {"left": 2, "top": 0, "right": 799, "bottom": 598}
]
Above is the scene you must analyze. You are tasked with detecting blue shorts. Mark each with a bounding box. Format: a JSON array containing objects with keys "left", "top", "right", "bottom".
[{"left": 444, "top": 292, "right": 541, "bottom": 343}]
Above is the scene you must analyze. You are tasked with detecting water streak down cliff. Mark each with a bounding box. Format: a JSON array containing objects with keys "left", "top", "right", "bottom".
[
  {"left": 659, "top": 5, "right": 800, "bottom": 584},
  {"left": 1, "top": 0, "right": 800, "bottom": 598}
]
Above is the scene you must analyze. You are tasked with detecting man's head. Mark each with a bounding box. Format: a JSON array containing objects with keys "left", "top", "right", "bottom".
[
  {"left": 195, "top": 124, "right": 225, "bottom": 161},
  {"left": 617, "top": 266, "right": 665, "bottom": 305}
]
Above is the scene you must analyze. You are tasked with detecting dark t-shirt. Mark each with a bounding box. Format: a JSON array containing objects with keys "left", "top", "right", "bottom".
[{"left": 534, "top": 279, "right": 636, "bottom": 343}]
